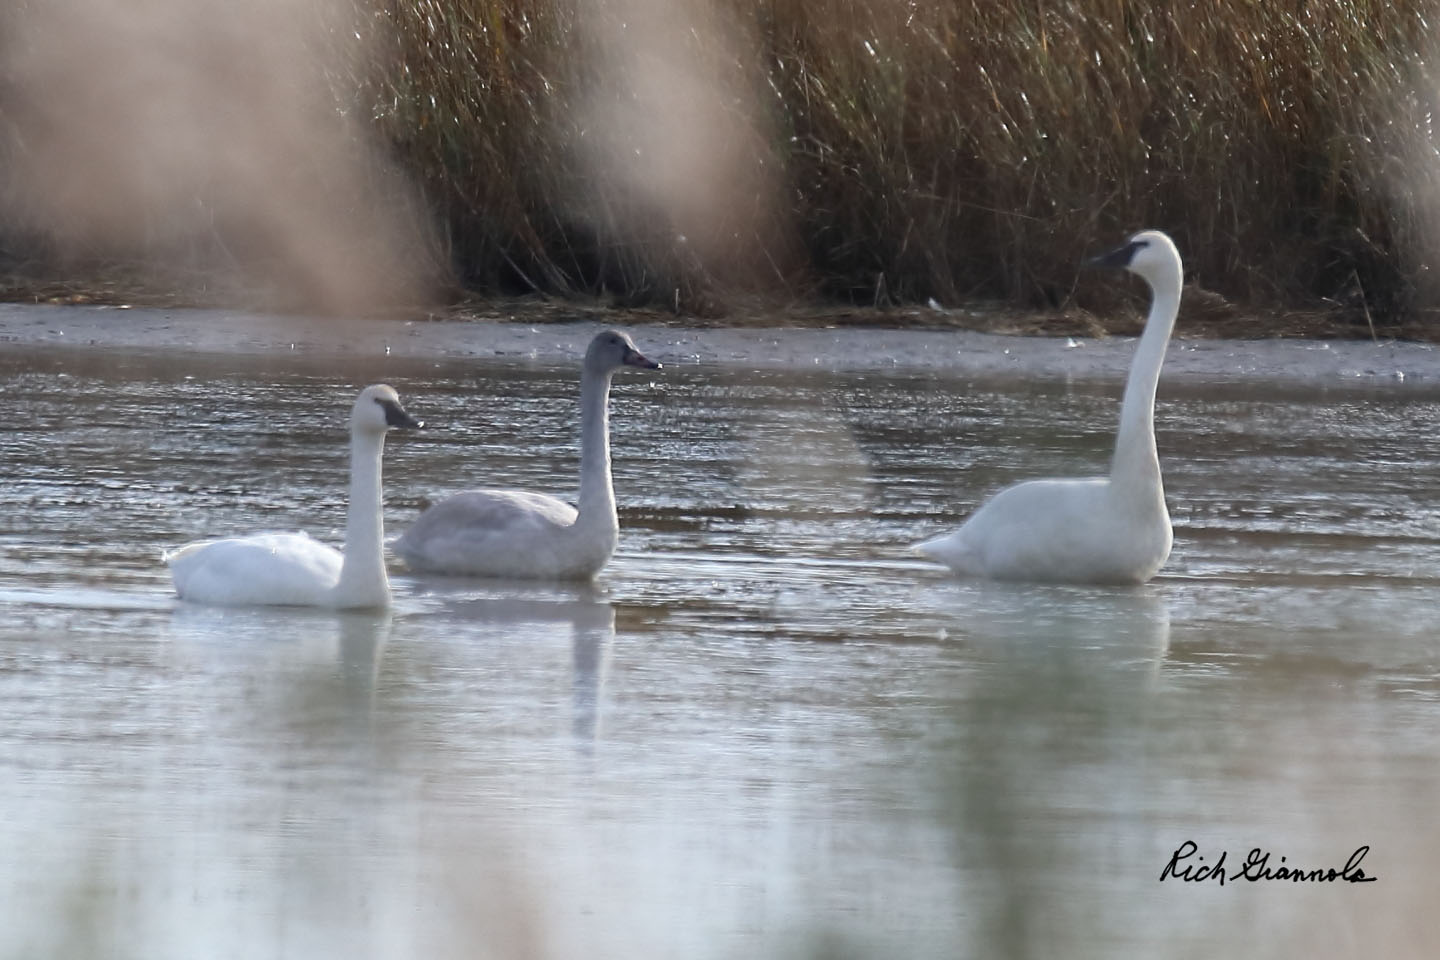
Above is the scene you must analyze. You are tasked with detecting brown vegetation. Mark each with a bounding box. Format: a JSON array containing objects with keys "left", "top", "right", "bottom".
[{"left": 3, "top": 1, "right": 1440, "bottom": 332}]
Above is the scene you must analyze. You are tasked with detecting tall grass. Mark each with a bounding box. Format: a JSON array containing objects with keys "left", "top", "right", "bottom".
[
  {"left": 4, "top": 1, "right": 1440, "bottom": 323},
  {"left": 366, "top": 0, "right": 1440, "bottom": 322}
]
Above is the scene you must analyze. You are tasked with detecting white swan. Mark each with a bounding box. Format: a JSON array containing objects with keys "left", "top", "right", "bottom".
[
  {"left": 166, "top": 384, "right": 423, "bottom": 608},
  {"left": 914, "top": 229, "right": 1181, "bottom": 584},
  {"left": 395, "top": 329, "right": 660, "bottom": 580}
]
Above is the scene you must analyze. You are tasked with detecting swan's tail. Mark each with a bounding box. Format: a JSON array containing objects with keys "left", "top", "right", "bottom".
[
  {"left": 912, "top": 535, "right": 947, "bottom": 562},
  {"left": 911, "top": 531, "right": 974, "bottom": 574}
]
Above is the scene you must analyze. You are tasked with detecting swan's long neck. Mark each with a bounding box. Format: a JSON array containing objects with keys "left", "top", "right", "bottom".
[
  {"left": 576, "top": 367, "right": 618, "bottom": 533},
  {"left": 1109, "top": 271, "right": 1181, "bottom": 497},
  {"left": 333, "top": 429, "right": 390, "bottom": 608}
]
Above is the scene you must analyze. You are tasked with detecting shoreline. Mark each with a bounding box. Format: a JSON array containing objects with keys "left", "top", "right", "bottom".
[{"left": 1, "top": 300, "right": 1435, "bottom": 386}]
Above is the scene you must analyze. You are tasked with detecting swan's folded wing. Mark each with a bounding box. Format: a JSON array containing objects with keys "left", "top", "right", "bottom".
[
  {"left": 167, "top": 532, "right": 343, "bottom": 606},
  {"left": 914, "top": 478, "right": 1113, "bottom": 581},
  {"left": 394, "top": 489, "right": 578, "bottom": 572}
]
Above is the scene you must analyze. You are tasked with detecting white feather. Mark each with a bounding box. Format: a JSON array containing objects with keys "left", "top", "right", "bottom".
[
  {"left": 914, "top": 230, "right": 1181, "bottom": 585},
  {"left": 167, "top": 384, "right": 418, "bottom": 608}
]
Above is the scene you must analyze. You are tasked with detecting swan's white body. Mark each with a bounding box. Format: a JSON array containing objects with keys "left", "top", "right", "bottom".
[
  {"left": 395, "top": 329, "right": 659, "bottom": 581},
  {"left": 166, "top": 532, "right": 347, "bottom": 607},
  {"left": 167, "top": 384, "right": 421, "bottom": 608},
  {"left": 914, "top": 229, "right": 1181, "bottom": 585}
]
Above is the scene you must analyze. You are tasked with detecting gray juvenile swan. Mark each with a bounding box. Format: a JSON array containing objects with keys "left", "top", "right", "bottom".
[
  {"left": 913, "top": 229, "right": 1181, "bottom": 584},
  {"left": 395, "top": 329, "right": 660, "bottom": 580},
  {"left": 167, "top": 384, "right": 423, "bottom": 608}
]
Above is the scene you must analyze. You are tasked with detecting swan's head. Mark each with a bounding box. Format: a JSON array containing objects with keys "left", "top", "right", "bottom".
[
  {"left": 1089, "top": 229, "right": 1182, "bottom": 290},
  {"left": 351, "top": 384, "right": 423, "bottom": 435},
  {"left": 585, "top": 329, "right": 661, "bottom": 375}
]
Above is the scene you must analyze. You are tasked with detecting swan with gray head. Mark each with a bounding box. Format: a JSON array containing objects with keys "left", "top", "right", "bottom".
[{"left": 395, "top": 329, "right": 659, "bottom": 580}]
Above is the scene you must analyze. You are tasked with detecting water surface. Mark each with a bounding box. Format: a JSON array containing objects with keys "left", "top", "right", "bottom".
[{"left": 0, "top": 334, "right": 1436, "bottom": 958}]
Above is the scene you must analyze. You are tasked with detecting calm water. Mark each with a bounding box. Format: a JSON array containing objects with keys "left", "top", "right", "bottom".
[{"left": 1, "top": 337, "right": 1437, "bottom": 958}]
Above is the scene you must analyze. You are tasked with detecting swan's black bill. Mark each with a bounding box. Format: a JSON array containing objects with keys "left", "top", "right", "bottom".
[
  {"left": 623, "top": 348, "right": 661, "bottom": 370},
  {"left": 379, "top": 398, "right": 424, "bottom": 429},
  {"left": 1087, "top": 238, "right": 1148, "bottom": 269}
]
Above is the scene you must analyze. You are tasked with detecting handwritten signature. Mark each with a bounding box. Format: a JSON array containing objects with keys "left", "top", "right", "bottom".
[{"left": 1159, "top": 841, "right": 1377, "bottom": 884}]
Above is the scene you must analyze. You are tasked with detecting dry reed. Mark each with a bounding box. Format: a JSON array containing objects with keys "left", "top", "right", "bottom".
[
  {"left": 4, "top": 0, "right": 1440, "bottom": 323},
  {"left": 366, "top": 0, "right": 1440, "bottom": 322}
]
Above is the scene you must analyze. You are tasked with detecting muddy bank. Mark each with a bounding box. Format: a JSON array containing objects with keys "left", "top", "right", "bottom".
[{"left": 0, "top": 301, "right": 1435, "bottom": 385}]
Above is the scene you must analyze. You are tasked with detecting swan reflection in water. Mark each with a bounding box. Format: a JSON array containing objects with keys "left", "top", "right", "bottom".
[
  {"left": 165, "top": 605, "right": 394, "bottom": 743},
  {"left": 405, "top": 578, "right": 616, "bottom": 749},
  {"left": 938, "top": 581, "right": 1171, "bottom": 674},
  {"left": 926, "top": 583, "right": 1170, "bottom": 957}
]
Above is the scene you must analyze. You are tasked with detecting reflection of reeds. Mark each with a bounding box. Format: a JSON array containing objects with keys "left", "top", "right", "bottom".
[{"left": 370, "top": 0, "right": 1440, "bottom": 322}]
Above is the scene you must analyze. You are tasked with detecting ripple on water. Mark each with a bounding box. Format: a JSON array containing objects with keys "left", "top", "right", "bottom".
[{"left": 1, "top": 342, "right": 1438, "bottom": 958}]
